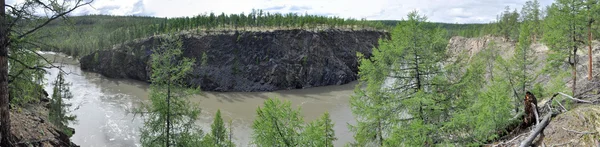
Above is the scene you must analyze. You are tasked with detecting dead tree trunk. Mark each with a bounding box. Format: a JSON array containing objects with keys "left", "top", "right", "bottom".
[
  {"left": 523, "top": 91, "right": 539, "bottom": 128},
  {"left": 519, "top": 112, "right": 556, "bottom": 147}
]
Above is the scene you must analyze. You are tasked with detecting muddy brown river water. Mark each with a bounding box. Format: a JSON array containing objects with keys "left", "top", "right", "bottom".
[{"left": 41, "top": 53, "right": 356, "bottom": 147}]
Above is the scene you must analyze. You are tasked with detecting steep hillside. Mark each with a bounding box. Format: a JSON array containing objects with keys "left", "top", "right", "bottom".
[
  {"left": 7, "top": 93, "right": 77, "bottom": 147},
  {"left": 80, "top": 29, "right": 387, "bottom": 92},
  {"left": 446, "top": 35, "right": 600, "bottom": 146}
]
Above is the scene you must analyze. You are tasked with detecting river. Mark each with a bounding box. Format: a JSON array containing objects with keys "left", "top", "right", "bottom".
[{"left": 41, "top": 53, "right": 356, "bottom": 147}]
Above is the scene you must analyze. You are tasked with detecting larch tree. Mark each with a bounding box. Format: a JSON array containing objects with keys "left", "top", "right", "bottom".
[
  {"left": 502, "top": 21, "right": 538, "bottom": 114},
  {"left": 544, "top": 0, "right": 588, "bottom": 95},
  {"left": 0, "top": 0, "right": 91, "bottom": 145},
  {"left": 49, "top": 71, "right": 76, "bottom": 136},
  {"left": 349, "top": 11, "right": 447, "bottom": 146},
  {"left": 521, "top": 0, "right": 543, "bottom": 42},
  {"left": 251, "top": 98, "right": 303, "bottom": 147},
  {"left": 301, "top": 111, "right": 336, "bottom": 147},
  {"left": 499, "top": 6, "right": 521, "bottom": 41},
  {"left": 135, "top": 34, "right": 203, "bottom": 147},
  {"left": 584, "top": 0, "right": 599, "bottom": 80},
  {"left": 204, "top": 109, "right": 234, "bottom": 147},
  {"left": 251, "top": 98, "right": 337, "bottom": 147}
]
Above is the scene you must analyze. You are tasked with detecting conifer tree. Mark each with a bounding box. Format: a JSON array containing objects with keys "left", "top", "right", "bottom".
[
  {"left": 251, "top": 98, "right": 303, "bottom": 147},
  {"left": 136, "top": 34, "right": 203, "bottom": 147},
  {"left": 544, "top": 0, "right": 588, "bottom": 95},
  {"left": 301, "top": 112, "right": 336, "bottom": 147},
  {"left": 349, "top": 11, "right": 447, "bottom": 146},
  {"left": 204, "top": 109, "right": 234, "bottom": 147},
  {"left": 503, "top": 21, "right": 538, "bottom": 112},
  {"left": 49, "top": 72, "right": 76, "bottom": 136}
]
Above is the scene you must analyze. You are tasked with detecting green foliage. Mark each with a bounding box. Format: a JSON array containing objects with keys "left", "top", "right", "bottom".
[
  {"left": 521, "top": 0, "right": 543, "bottom": 42},
  {"left": 49, "top": 72, "right": 76, "bottom": 137},
  {"left": 136, "top": 34, "right": 203, "bottom": 147},
  {"left": 500, "top": 21, "right": 539, "bottom": 112},
  {"left": 498, "top": 6, "right": 521, "bottom": 41},
  {"left": 201, "top": 52, "right": 208, "bottom": 67},
  {"left": 8, "top": 45, "right": 46, "bottom": 105},
  {"left": 251, "top": 98, "right": 336, "bottom": 147},
  {"left": 543, "top": 0, "right": 591, "bottom": 95},
  {"left": 202, "top": 110, "right": 234, "bottom": 147},
  {"left": 251, "top": 98, "right": 303, "bottom": 146},
  {"left": 301, "top": 56, "right": 308, "bottom": 66},
  {"left": 33, "top": 11, "right": 388, "bottom": 58},
  {"left": 350, "top": 11, "right": 545, "bottom": 146},
  {"left": 350, "top": 11, "right": 448, "bottom": 146},
  {"left": 374, "top": 20, "right": 497, "bottom": 38},
  {"left": 301, "top": 112, "right": 336, "bottom": 147},
  {"left": 442, "top": 75, "right": 514, "bottom": 145}
]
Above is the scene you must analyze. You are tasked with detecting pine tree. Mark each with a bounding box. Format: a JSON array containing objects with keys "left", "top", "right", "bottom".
[{"left": 136, "top": 34, "right": 203, "bottom": 147}]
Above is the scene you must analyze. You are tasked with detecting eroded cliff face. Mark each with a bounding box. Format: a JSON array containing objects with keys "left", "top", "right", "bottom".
[{"left": 80, "top": 29, "right": 387, "bottom": 92}]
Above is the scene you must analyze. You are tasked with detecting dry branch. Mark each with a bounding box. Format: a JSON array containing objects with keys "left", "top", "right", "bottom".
[
  {"left": 562, "top": 127, "right": 598, "bottom": 135},
  {"left": 554, "top": 100, "right": 567, "bottom": 112},
  {"left": 557, "top": 92, "right": 593, "bottom": 103},
  {"left": 532, "top": 103, "right": 540, "bottom": 125}
]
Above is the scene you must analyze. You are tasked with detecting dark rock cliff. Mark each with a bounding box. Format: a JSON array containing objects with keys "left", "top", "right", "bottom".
[{"left": 80, "top": 29, "right": 387, "bottom": 92}]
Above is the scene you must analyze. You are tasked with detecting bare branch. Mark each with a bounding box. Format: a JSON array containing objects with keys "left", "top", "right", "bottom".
[
  {"left": 531, "top": 103, "right": 540, "bottom": 125},
  {"left": 7, "top": 56, "right": 56, "bottom": 70},
  {"left": 557, "top": 92, "right": 593, "bottom": 103},
  {"left": 562, "top": 127, "right": 597, "bottom": 135},
  {"left": 493, "top": 133, "right": 526, "bottom": 147},
  {"left": 20, "top": 41, "right": 79, "bottom": 75},
  {"left": 554, "top": 99, "right": 567, "bottom": 112}
]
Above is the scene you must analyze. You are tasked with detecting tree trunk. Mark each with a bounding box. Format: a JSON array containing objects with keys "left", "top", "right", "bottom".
[
  {"left": 0, "top": 0, "right": 12, "bottom": 145},
  {"left": 166, "top": 73, "right": 171, "bottom": 147},
  {"left": 573, "top": 52, "right": 578, "bottom": 96},
  {"left": 588, "top": 19, "right": 594, "bottom": 80},
  {"left": 519, "top": 112, "right": 556, "bottom": 147},
  {"left": 572, "top": 30, "right": 578, "bottom": 96}
]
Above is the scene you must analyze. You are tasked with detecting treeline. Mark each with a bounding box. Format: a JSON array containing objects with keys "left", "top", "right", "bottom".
[
  {"left": 33, "top": 10, "right": 388, "bottom": 58},
  {"left": 375, "top": 20, "right": 496, "bottom": 38}
]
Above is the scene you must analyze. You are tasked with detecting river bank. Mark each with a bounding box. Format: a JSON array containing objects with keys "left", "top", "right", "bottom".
[{"left": 42, "top": 52, "right": 356, "bottom": 146}]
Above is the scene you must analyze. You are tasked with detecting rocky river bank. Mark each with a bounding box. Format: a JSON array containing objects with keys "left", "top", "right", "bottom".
[{"left": 80, "top": 29, "right": 387, "bottom": 92}]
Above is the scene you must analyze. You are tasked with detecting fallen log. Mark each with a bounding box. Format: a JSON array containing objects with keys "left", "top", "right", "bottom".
[{"left": 519, "top": 112, "right": 557, "bottom": 147}]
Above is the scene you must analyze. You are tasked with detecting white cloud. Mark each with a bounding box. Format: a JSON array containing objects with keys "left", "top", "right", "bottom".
[{"left": 7, "top": 0, "right": 555, "bottom": 23}]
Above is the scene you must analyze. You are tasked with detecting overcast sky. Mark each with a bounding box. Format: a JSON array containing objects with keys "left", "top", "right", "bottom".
[{"left": 6, "top": 0, "right": 554, "bottom": 23}]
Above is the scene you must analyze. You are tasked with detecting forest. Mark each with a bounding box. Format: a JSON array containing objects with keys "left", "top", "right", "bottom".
[{"left": 1, "top": 0, "right": 600, "bottom": 146}]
